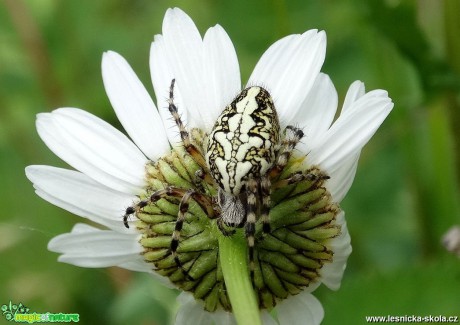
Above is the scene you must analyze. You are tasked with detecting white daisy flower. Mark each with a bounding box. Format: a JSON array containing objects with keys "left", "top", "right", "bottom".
[
  {"left": 25, "top": 7, "right": 393, "bottom": 325},
  {"left": 442, "top": 225, "right": 460, "bottom": 257}
]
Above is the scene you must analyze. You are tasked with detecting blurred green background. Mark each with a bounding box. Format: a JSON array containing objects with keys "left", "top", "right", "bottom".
[{"left": 1, "top": 0, "right": 459, "bottom": 324}]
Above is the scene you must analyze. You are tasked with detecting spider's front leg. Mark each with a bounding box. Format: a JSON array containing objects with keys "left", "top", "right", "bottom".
[
  {"left": 123, "top": 187, "right": 213, "bottom": 228},
  {"left": 168, "top": 79, "right": 215, "bottom": 188},
  {"left": 271, "top": 170, "right": 330, "bottom": 190},
  {"left": 269, "top": 125, "right": 328, "bottom": 189},
  {"left": 123, "top": 187, "right": 180, "bottom": 228},
  {"left": 123, "top": 186, "right": 212, "bottom": 280},
  {"left": 168, "top": 79, "right": 206, "bottom": 169},
  {"left": 269, "top": 125, "right": 304, "bottom": 179}
]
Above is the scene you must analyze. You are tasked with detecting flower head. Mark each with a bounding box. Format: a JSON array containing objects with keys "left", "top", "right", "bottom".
[{"left": 26, "top": 7, "right": 393, "bottom": 324}]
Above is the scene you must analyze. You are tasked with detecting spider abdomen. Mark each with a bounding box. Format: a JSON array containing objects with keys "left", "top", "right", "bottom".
[{"left": 206, "top": 86, "right": 280, "bottom": 195}]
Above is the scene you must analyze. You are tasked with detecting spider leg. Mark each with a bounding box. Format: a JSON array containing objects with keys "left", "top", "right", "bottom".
[
  {"left": 168, "top": 79, "right": 207, "bottom": 169},
  {"left": 272, "top": 170, "right": 330, "bottom": 190},
  {"left": 260, "top": 175, "right": 271, "bottom": 234},
  {"left": 123, "top": 186, "right": 214, "bottom": 228},
  {"left": 245, "top": 177, "right": 258, "bottom": 284},
  {"left": 217, "top": 218, "right": 236, "bottom": 236},
  {"left": 194, "top": 167, "right": 215, "bottom": 190},
  {"left": 191, "top": 169, "right": 206, "bottom": 193},
  {"left": 123, "top": 206, "right": 136, "bottom": 228},
  {"left": 170, "top": 189, "right": 196, "bottom": 280},
  {"left": 269, "top": 125, "right": 304, "bottom": 179}
]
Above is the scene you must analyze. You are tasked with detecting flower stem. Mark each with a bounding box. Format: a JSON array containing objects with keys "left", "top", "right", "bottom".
[{"left": 218, "top": 230, "right": 261, "bottom": 325}]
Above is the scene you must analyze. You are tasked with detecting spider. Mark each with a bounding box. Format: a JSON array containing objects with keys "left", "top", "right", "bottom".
[{"left": 123, "top": 79, "right": 309, "bottom": 281}]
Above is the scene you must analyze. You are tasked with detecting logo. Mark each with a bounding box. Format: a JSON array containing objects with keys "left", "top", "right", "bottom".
[{"left": 1, "top": 301, "right": 79, "bottom": 323}]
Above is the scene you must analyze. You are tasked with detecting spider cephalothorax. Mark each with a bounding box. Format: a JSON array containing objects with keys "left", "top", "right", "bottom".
[{"left": 124, "top": 79, "right": 317, "bottom": 281}]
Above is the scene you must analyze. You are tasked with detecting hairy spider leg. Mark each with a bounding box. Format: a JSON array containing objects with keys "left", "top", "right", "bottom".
[
  {"left": 260, "top": 175, "right": 272, "bottom": 234},
  {"left": 123, "top": 187, "right": 213, "bottom": 228},
  {"left": 269, "top": 125, "right": 304, "bottom": 179},
  {"left": 123, "top": 187, "right": 213, "bottom": 279},
  {"left": 170, "top": 189, "right": 196, "bottom": 280},
  {"left": 168, "top": 79, "right": 214, "bottom": 185},
  {"left": 245, "top": 177, "right": 258, "bottom": 283},
  {"left": 216, "top": 217, "right": 236, "bottom": 237},
  {"left": 271, "top": 169, "right": 330, "bottom": 190}
]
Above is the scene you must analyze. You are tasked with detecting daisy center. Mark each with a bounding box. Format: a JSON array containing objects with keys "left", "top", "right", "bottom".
[{"left": 133, "top": 139, "right": 341, "bottom": 312}]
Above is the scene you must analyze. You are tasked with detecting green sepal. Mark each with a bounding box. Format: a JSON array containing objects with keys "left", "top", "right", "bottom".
[
  {"left": 298, "top": 225, "right": 341, "bottom": 240},
  {"left": 271, "top": 228, "right": 326, "bottom": 251},
  {"left": 258, "top": 250, "right": 300, "bottom": 273},
  {"left": 261, "top": 263, "right": 288, "bottom": 299},
  {"left": 194, "top": 271, "right": 217, "bottom": 299},
  {"left": 158, "top": 158, "right": 193, "bottom": 189}
]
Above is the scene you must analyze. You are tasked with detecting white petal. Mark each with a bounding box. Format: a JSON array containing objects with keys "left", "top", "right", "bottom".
[
  {"left": 261, "top": 311, "right": 278, "bottom": 325},
  {"left": 176, "top": 293, "right": 215, "bottom": 325},
  {"left": 307, "top": 91, "right": 393, "bottom": 171},
  {"left": 48, "top": 223, "right": 142, "bottom": 267},
  {"left": 320, "top": 211, "right": 352, "bottom": 290},
  {"left": 118, "top": 258, "right": 175, "bottom": 288},
  {"left": 294, "top": 73, "right": 338, "bottom": 146},
  {"left": 317, "top": 81, "right": 364, "bottom": 204},
  {"left": 49, "top": 225, "right": 169, "bottom": 284},
  {"left": 248, "top": 30, "right": 326, "bottom": 123},
  {"left": 49, "top": 225, "right": 174, "bottom": 287},
  {"left": 150, "top": 35, "right": 188, "bottom": 146},
  {"left": 176, "top": 293, "right": 237, "bottom": 325},
  {"left": 326, "top": 152, "right": 360, "bottom": 202},
  {"left": 202, "top": 24, "right": 241, "bottom": 125},
  {"left": 175, "top": 292, "right": 277, "bottom": 325},
  {"left": 276, "top": 291, "right": 324, "bottom": 325},
  {"left": 161, "top": 8, "right": 241, "bottom": 131},
  {"left": 36, "top": 108, "right": 147, "bottom": 194},
  {"left": 342, "top": 80, "right": 365, "bottom": 113},
  {"left": 102, "top": 51, "right": 169, "bottom": 160},
  {"left": 116, "top": 257, "right": 150, "bottom": 272},
  {"left": 162, "top": 8, "right": 209, "bottom": 129},
  {"left": 25, "top": 165, "right": 136, "bottom": 232},
  {"left": 209, "top": 311, "right": 237, "bottom": 325}
]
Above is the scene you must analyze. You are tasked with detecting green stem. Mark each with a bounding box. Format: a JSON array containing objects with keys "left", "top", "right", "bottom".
[{"left": 218, "top": 230, "right": 261, "bottom": 325}]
